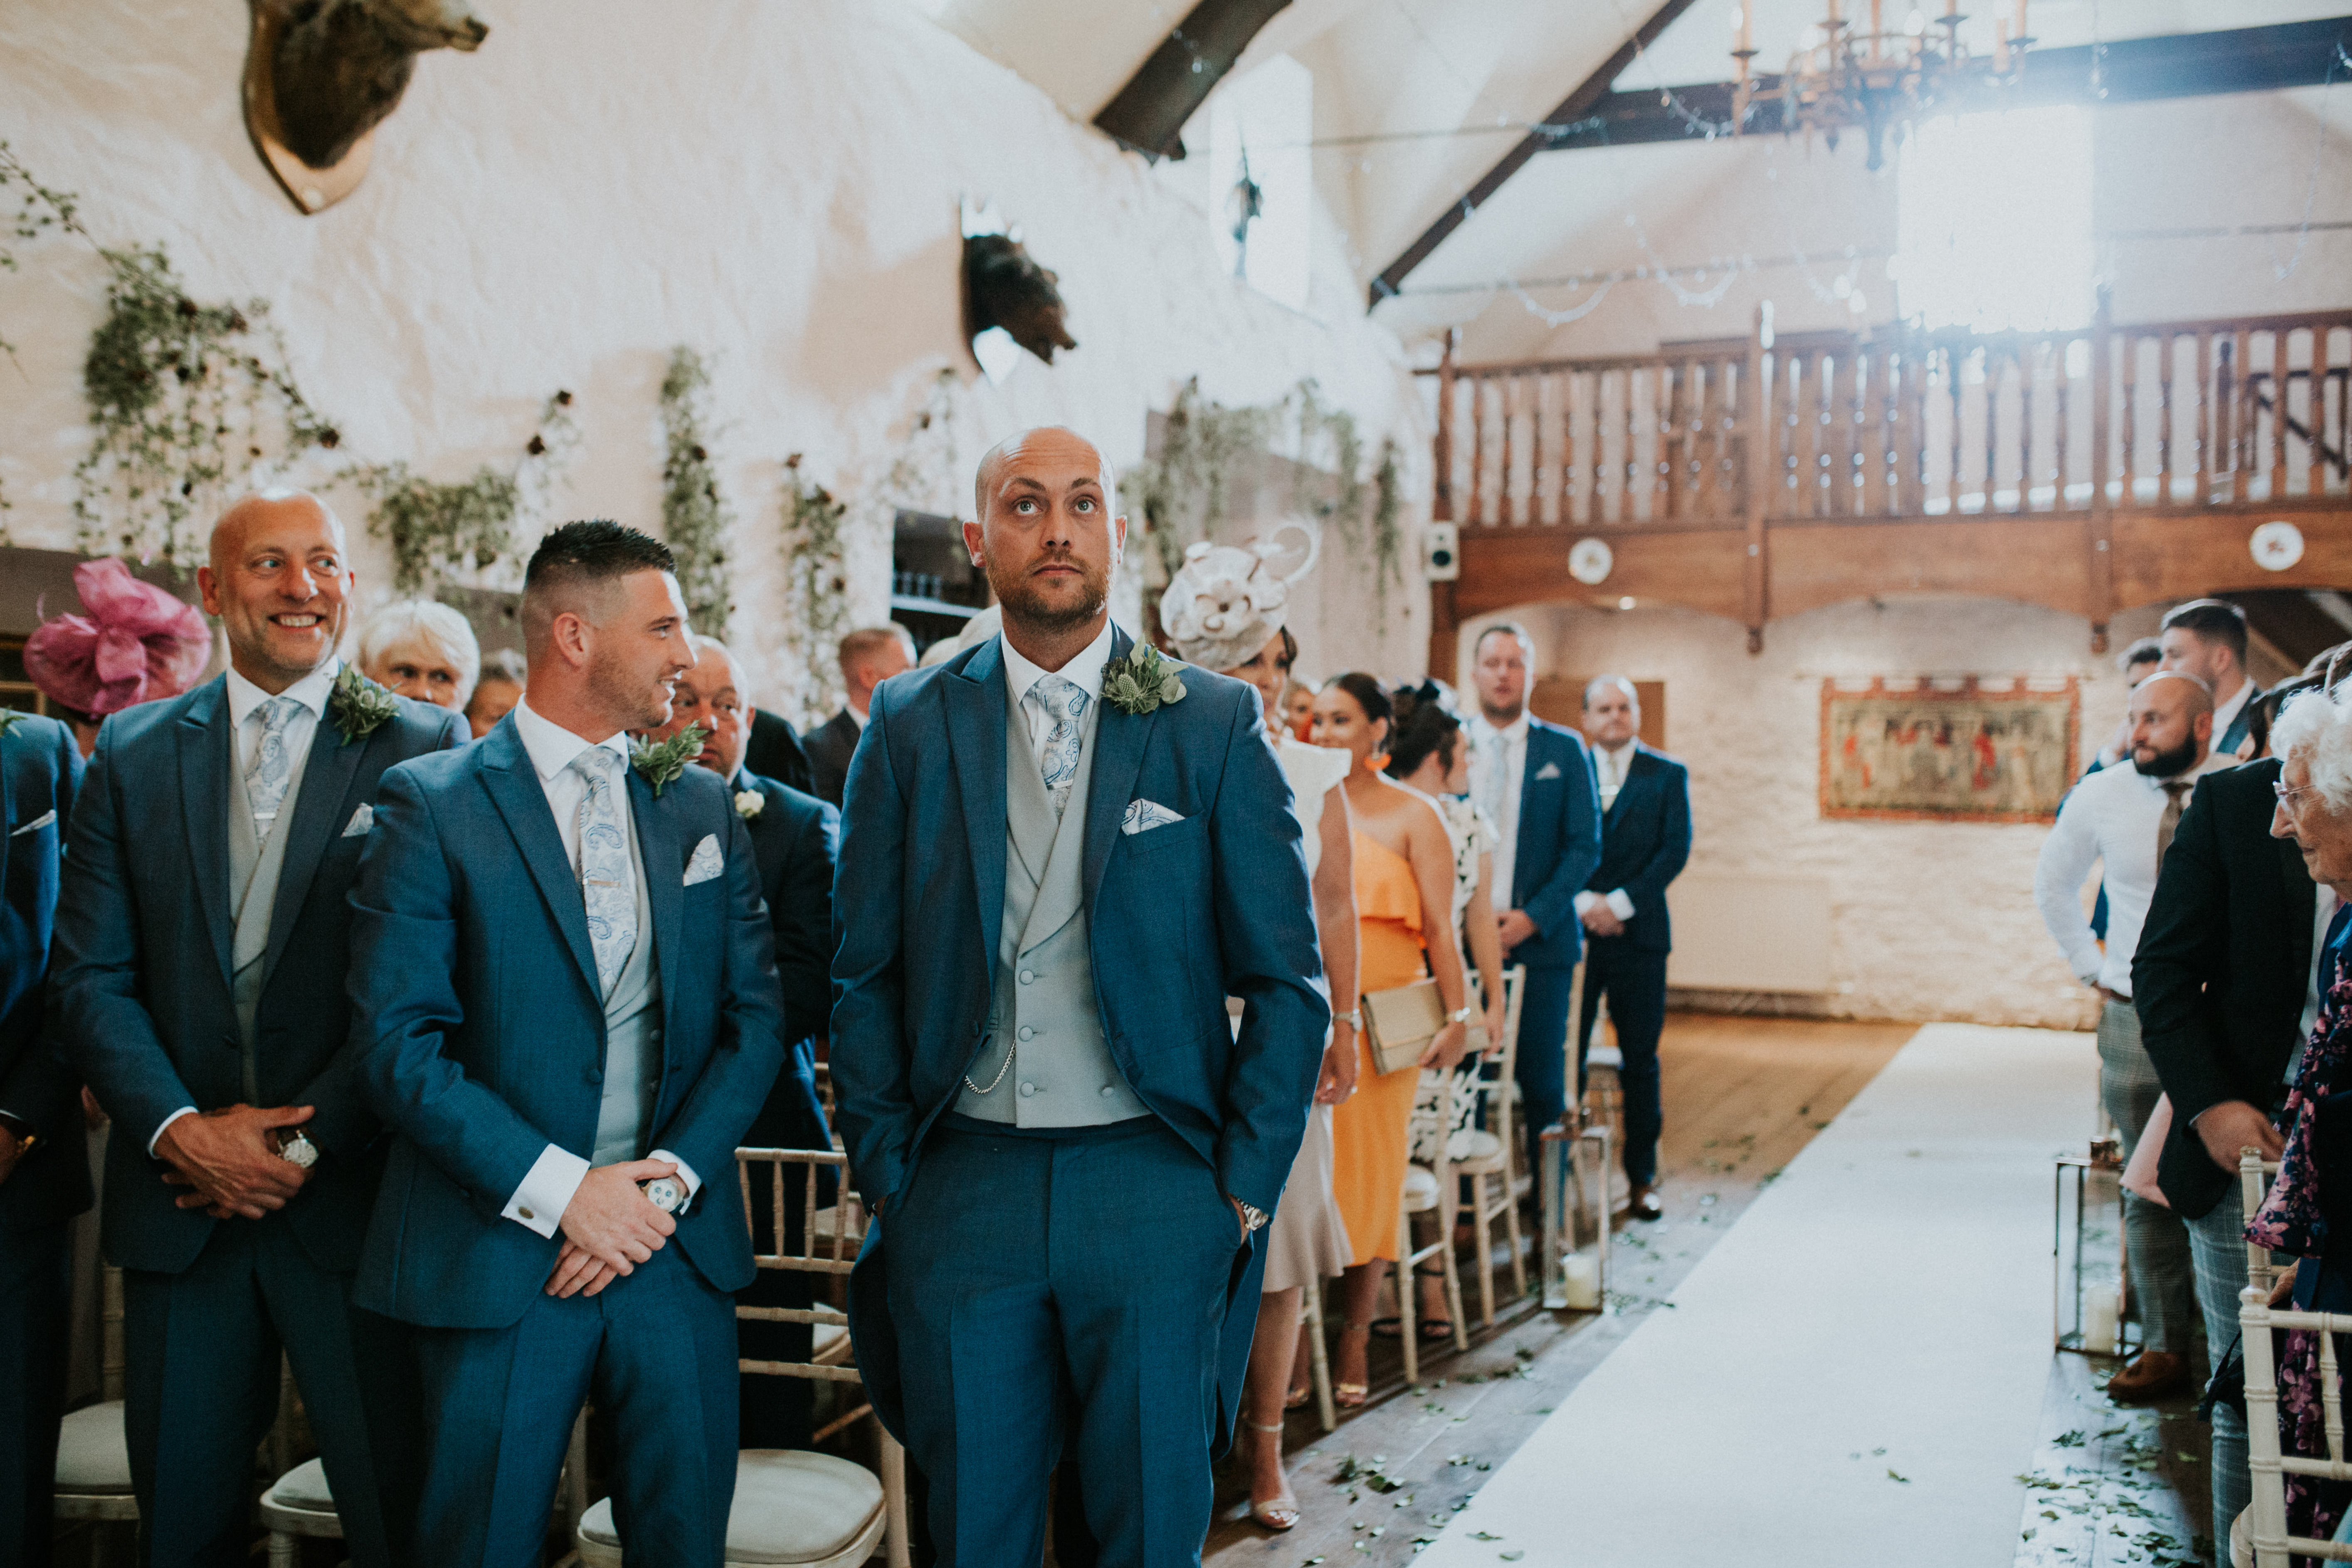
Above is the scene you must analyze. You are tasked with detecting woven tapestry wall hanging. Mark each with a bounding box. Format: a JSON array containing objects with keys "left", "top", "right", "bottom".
[{"left": 1819, "top": 677, "right": 2080, "bottom": 824}]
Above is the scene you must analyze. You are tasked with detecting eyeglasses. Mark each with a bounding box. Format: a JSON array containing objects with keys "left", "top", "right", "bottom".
[{"left": 2276, "top": 781, "right": 2324, "bottom": 808}]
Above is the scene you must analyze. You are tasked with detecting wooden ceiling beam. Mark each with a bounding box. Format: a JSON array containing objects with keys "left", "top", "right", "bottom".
[{"left": 1093, "top": 0, "right": 1295, "bottom": 162}]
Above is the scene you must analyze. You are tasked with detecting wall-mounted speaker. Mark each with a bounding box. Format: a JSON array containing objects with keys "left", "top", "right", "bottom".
[{"left": 1423, "top": 521, "right": 1460, "bottom": 581}]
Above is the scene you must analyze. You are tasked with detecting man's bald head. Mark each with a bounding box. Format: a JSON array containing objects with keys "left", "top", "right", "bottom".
[
  {"left": 973, "top": 427, "right": 1115, "bottom": 524},
  {"left": 2129, "top": 668, "right": 2215, "bottom": 778},
  {"left": 2135, "top": 668, "right": 2215, "bottom": 718},
  {"left": 961, "top": 427, "right": 1125, "bottom": 655},
  {"left": 209, "top": 489, "right": 345, "bottom": 573},
  {"left": 196, "top": 488, "right": 355, "bottom": 692}
]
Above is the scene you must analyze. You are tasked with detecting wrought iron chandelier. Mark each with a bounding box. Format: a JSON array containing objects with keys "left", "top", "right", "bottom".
[{"left": 1731, "top": 0, "right": 2034, "bottom": 170}]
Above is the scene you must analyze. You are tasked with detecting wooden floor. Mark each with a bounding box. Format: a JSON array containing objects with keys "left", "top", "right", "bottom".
[{"left": 1202, "top": 1011, "right": 1912, "bottom": 1568}]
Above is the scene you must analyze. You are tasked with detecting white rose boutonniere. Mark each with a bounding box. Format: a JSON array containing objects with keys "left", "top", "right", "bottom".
[{"left": 734, "top": 789, "right": 765, "bottom": 820}]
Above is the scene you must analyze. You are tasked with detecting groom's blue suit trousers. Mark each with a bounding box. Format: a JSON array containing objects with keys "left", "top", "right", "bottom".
[{"left": 884, "top": 1115, "right": 1258, "bottom": 1568}]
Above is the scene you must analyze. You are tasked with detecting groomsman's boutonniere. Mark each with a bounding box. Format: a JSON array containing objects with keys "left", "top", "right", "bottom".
[
  {"left": 327, "top": 665, "right": 400, "bottom": 746},
  {"left": 630, "top": 725, "right": 706, "bottom": 797},
  {"left": 1101, "top": 644, "right": 1187, "bottom": 717},
  {"left": 733, "top": 788, "right": 764, "bottom": 820},
  {"left": 0, "top": 709, "right": 22, "bottom": 738}
]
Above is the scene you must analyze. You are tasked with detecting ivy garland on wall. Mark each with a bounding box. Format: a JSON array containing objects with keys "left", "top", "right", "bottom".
[
  {"left": 346, "top": 389, "right": 580, "bottom": 595},
  {"left": 778, "top": 453, "right": 850, "bottom": 721},
  {"left": 659, "top": 346, "right": 735, "bottom": 636}
]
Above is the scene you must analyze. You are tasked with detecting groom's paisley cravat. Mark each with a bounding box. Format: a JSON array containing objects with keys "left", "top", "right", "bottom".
[
  {"left": 1027, "top": 674, "right": 1090, "bottom": 818},
  {"left": 570, "top": 748, "right": 638, "bottom": 997},
  {"left": 244, "top": 695, "right": 303, "bottom": 829}
]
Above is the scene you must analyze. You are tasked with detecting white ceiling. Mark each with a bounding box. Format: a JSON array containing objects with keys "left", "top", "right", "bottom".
[{"left": 903, "top": 0, "right": 2351, "bottom": 356}]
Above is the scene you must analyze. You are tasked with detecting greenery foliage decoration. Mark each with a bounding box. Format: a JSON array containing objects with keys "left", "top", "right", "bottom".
[
  {"left": 659, "top": 346, "right": 734, "bottom": 636},
  {"left": 347, "top": 389, "right": 579, "bottom": 595},
  {"left": 778, "top": 453, "right": 851, "bottom": 723},
  {"left": 1369, "top": 436, "right": 1405, "bottom": 609},
  {"left": 0, "top": 140, "right": 81, "bottom": 367}
]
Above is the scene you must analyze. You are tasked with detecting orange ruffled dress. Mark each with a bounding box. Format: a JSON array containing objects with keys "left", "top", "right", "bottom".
[{"left": 1328, "top": 830, "right": 1430, "bottom": 1267}]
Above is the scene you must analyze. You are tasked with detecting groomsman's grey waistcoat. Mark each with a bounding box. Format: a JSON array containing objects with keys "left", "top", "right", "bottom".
[
  {"left": 954, "top": 684, "right": 1147, "bottom": 1127},
  {"left": 590, "top": 820, "right": 662, "bottom": 1168},
  {"left": 227, "top": 732, "right": 316, "bottom": 1104}
]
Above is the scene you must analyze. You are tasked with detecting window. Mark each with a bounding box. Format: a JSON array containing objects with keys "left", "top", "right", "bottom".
[
  {"left": 1893, "top": 104, "right": 2094, "bottom": 333},
  {"left": 1206, "top": 55, "right": 1312, "bottom": 313}
]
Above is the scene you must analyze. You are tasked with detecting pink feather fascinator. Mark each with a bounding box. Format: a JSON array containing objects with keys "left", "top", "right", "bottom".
[{"left": 24, "top": 558, "right": 213, "bottom": 718}]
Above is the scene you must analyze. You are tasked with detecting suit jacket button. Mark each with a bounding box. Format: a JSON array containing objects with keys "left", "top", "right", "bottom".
[
  {"left": 585, "top": 1069, "right": 603, "bottom": 1085},
  {"left": 1019, "top": 969, "right": 1036, "bottom": 985},
  {"left": 1099, "top": 1085, "right": 1116, "bottom": 1098},
  {"left": 1018, "top": 1082, "right": 1037, "bottom": 1098},
  {"left": 1017, "top": 1026, "right": 1036, "bottom": 1042}
]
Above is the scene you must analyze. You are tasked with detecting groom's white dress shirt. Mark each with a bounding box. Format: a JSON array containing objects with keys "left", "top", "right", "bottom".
[{"left": 500, "top": 698, "right": 698, "bottom": 1240}]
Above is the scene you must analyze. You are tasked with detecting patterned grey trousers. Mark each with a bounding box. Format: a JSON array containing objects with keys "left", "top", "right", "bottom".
[
  {"left": 2098, "top": 1001, "right": 2199, "bottom": 1356},
  {"left": 2185, "top": 1180, "right": 2252, "bottom": 1564}
]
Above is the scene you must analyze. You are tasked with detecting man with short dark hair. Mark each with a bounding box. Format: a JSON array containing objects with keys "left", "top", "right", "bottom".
[
  {"left": 1465, "top": 624, "right": 1603, "bottom": 1182},
  {"left": 805, "top": 625, "right": 916, "bottom": 806},
  {"left": 1573, "top": 677, "right": 1690, "bottom": 1221},
  {"left": 2160, "top": 599, "right": 2262, "bottom": 757},
  {"left": 52, "top": 490, "right": 466, "bottom": 1568},
  {"left": 350, "top": 520, "right": 785, "bottom": 1565}
]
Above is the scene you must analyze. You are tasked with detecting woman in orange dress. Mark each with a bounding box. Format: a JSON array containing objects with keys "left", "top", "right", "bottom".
[{"left": 1313, "top": 673, "right": 1472, "bottom": 1405}]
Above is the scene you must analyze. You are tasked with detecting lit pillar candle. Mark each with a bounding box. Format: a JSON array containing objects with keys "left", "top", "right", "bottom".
[
  {"left": 2016, "top": 0, "right": 2029, "bottom": 38},
  {"left": 1737, "top": 4, "right": 1752, "bottom": 54},
  {"left": 1994, "top": 17, "right": 2011, "bottom": 69},
  {"left": 1562, "top": 1252, "right": 1602, "bottom": 1310},
  {"left": 2083, "top": 1282, "right": 2120, "bottom": 1354}
]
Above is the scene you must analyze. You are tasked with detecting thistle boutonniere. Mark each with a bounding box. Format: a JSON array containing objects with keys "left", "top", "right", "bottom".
[
  {"left": 327, "top": 664, "right": 400, "bottom": 746},
  {"left": 630, "top": 725, "right": 706, "bottom": 796},
  {"left": 734, "top": 788, "right": 765, "bottom": 820},
  {"left": 1101, "top": 644, "right": 1187, "bottom": 717}
]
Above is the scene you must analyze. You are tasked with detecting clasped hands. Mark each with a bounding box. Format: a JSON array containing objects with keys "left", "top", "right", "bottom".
[
  {"left": 157, "top": 1103, "right": 315, "bottom": 1219},
  {"left": 545, "top": 1157, "right": 679, "bottom": 1300}
]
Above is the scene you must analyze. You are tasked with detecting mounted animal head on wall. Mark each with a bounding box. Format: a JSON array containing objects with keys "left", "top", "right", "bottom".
[
  {"left": 242, "top": 0, "right": 489, "bottom": 215},
  {"left": 960, "top": 198, "right": 1078, "bottom": 383}
]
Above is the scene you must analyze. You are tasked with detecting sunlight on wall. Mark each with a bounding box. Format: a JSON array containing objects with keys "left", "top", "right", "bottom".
[{"left": 1893, "top": 104, "right": 2093, "bottom": 332}]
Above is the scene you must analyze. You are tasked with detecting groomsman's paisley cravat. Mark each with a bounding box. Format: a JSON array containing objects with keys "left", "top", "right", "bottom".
[
  {"left": 245, "top": 695, "right": 303, "bottom": 829},
  {"left": 570, "top": 748, "right": 638, "bottom": 997},
  {"left": 1027, "top": 674, "right": 1090, "bottom": 818}
]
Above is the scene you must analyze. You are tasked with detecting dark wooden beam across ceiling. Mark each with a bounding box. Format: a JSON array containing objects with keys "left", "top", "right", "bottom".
[
  {"left": 1093, "top": 0, "right": 1293, "bottom": 162},
  {"left": 1369, "top": 12, "right": 2352, "bottom": 306},
  {"left": 1366, "top": 0, "right": 1703, "bottom": 308}
]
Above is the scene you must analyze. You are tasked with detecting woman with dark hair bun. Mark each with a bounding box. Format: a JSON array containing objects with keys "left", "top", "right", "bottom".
[{"left": 1312, "top": 672, "right": 1473, "bottom": 1406}]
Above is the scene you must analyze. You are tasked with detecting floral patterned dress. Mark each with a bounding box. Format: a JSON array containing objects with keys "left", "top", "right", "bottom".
[{"left": 2244, "top": 915, "right": 2352, "bottom": 1553}]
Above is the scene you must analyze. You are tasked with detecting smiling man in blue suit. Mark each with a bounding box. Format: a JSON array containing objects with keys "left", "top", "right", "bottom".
[
  {"left": 52, "top": 492, "right": 467, "bottom": 1568},
  {"left": 349, "top": 522, "right": 785, "bottom": 1567},
  {"left": 832, "top": 427, "right": 1328, "bottom": 1568}
]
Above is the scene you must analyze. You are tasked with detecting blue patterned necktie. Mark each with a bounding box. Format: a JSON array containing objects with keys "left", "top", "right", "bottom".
[
  {"left": 1027, "top": 674, "right": 1090, "bottom": 819},
  {"left": 570, "top": 748, "right": 638, "bottom": 998},
  {"left": 244, "top": 696, "right": 303, "bottom": 830}
]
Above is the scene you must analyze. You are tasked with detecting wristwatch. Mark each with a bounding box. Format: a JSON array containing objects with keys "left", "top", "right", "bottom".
[
  {"left": 1333, "top": 1009, "right": 1362, "bottom": 1030},
  {"left": 642, "top": 1175, "right": 687, "bottom": 1215},
  {"left": 276, "top": 1131, "right": 318, "bottom": 1170}
]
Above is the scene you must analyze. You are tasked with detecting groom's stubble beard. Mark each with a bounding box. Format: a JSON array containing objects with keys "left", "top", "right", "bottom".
[{"left": 988, "top": 548, "right": 1112, "bottom": 639}]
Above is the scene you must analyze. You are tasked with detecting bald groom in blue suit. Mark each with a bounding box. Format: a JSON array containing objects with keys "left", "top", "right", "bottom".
[{"left": 832, "top": 428, "right": 1329, "bottom": 1568}]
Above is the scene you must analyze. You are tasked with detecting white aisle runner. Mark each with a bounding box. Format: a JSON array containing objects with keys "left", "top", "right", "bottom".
[{"left": 1418, "top": 1023, "right": 2098, "bottom": 1568}]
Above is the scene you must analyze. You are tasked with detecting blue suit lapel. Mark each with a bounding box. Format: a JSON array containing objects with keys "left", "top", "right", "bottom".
[
  {"left": 175, "top": 680, "right": 235, "bottom": 988},
  {"left": 627, "top": 767, "right": 685, "bottom": 1077},
  {"left": 0, "top": 719, "right": 14, "bottom": 900},
  {"left": 261, "top": 711, "right": 368, "bottom": 987},
  {"left": 1082, "top": 627, "right": 1150, "bottom": 912},
  {"left": 945, "top": 639, "right": 1008, "bottom": 970},
  {"left": 478, "top": 718, "right": 602, "bottom": 1003}
]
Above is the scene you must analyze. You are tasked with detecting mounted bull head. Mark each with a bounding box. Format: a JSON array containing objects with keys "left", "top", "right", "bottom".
[
  {"left": 963, "top": 233, "right": 1079, "bottom": 369},
  {"left": 269, "top": 0, "right": 487, "bottom": 170}
]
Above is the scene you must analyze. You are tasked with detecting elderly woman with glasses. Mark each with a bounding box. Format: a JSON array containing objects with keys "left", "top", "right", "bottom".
[
  {"left": 354, "top": 599, "right": 481, "bottom": 714},
  {"left": 2245, "top": 681, "right": 2352, "bottom": 1551}
]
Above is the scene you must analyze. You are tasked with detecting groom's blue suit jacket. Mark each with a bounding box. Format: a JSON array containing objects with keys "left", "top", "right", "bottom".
[
  {"left": 830, "top": 628, "right": 1331, "bottom": 1435},
  {"left": 346, "top": 716, "right": 787, "bottom": 1329}
]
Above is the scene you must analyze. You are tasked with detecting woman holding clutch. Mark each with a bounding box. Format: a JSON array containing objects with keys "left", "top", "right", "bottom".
[{"left": 1313, "top": 672, "right": 1472, "bottom": 1407}]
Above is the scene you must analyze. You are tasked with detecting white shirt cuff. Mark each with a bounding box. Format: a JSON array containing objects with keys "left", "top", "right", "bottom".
[
  {"left": 1605, "top": 889, "right": 1636, "bottom": 921},
  {"left": 504, "top": 1144, "right": 591, "bottom": 1238},
  {"left": 648, "top": 1148, "right": 702, "bottom": 1201},
  {"left": 1573, "top": 891, "right": 1598, "bottom": 916},
  {"left": 149, "top": 1106, "right": 197, "bottom": 1158}
]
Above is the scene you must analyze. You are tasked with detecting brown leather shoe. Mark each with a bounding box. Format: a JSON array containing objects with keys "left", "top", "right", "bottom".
[
  {"left": 2103, "top": 1350, "right": 2192, "bottom": 1403},
  {"left": 1628, "top": 1183, "right": 1664, "bottom": 1221}
]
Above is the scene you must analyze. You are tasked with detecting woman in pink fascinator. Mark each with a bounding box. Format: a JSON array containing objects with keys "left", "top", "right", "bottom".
[{"left": 24, "top": 558, "right": 213, "bottom": 756}]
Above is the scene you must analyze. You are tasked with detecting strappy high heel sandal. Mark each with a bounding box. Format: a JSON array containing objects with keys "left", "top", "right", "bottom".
[
  {"left": 1334, "top": 1322, "right": 1372, "bottom": 1408},
  {"left": 1245, "top": 1420, "right": 1300, "bottom": 1531}
]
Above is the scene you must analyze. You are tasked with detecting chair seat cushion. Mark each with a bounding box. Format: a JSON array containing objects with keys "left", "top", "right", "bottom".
[
  {"left": 813, "top": 1321, "right": 848, "bottom": 1357},
  {"left": 54, "top": 1401, "right": 132, "bottom": 1494},
  {"left": 1402, "top": 1165, "right": 1439, "bottom": 1211},
  {"left": 1447, "top": 1129, "right": 1504, "bottom": 1168},
  {"left": 581, "top": 1449, "right": 884, "bottom": 1566},
  {"left": 266, "top": 1457, "right": 336, "bottom": 1514}
]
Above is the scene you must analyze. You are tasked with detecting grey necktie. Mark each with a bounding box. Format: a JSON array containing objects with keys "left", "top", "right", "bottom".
[
  {"left": 2157, "top": 780, "right": 2192, "bottom": 867},
  {"left": 570, "top": 749, "right": 638, "bottom": 998},
  {"left": 1027, "top": 674, "right": 1090, "bottom": 819},
  {"left": 244, "top": 696, "right": 303, "bottom": 830},
  {"left": 1476, "top": 730, "right": 1508, "bottom": 827}
]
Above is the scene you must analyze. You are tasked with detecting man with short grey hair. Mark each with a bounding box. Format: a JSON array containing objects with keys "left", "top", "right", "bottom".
[{"left": 805, "top": 625, "right": 916, "bottom": 806}]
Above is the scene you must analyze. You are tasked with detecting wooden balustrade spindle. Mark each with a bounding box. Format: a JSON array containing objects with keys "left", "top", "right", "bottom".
[
  {"left": 1662, "top": 362, "right": 1683, "bottom": 521},
  {"left": 1624, "top": 366, "right": 1643, "bottom": 523},
  {"left": 2313, "top": 328, "right": 2331, "bottom": 499},
  {"left": 2271, "top": 331, "right": 2291, "bottom": 501},
  {"left": 1468, "top": 376, "right": 1487, "bottom": 525},
  {"left": 1562, "top": 372, "right": 1580, "bottom": 526},
  {"left": 1499, "top": 373, "right": 1517, "bottom": 525},
  {"left": 2120, "top": 337, "right": 2140, "bottom": 510},
  {"left": 2158, "top": 332, "right": 2178, "bottom": 506},
  {"left": 2232, "top": 329, "right": 2252, "bottom": 501},
  {"left": 1530, "top": 373, "right": 1548, "bottom": 523},
  {"left": 1948, "top": 349, "right": 1966, "bottom": 515},
  {"left": 2193, "top": 331, "right": 2211, "bottom": 505}
]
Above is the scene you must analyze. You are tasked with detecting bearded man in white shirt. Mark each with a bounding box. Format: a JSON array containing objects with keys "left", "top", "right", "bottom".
[{"left": 2034, "top": 669, "right": 2219, "bottom": 1403}]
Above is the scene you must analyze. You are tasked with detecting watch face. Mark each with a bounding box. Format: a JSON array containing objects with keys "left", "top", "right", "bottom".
[
  {"left": 278, "top": 1132, "right": 318, "bottom": 1170},
  {"left": 644, "top": 1177, "right": 684, "bottom": 1213}
]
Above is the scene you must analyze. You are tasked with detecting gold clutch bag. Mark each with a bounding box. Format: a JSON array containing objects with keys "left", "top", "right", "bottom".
[{"left": 1360, "top": 979, "right": 1444, "bottom": 1076}]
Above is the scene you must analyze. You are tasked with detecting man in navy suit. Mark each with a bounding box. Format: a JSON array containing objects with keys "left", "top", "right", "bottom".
[
  {"left": 0, "top": 712, "right": 85, "bottom": 1568},
  {"left": 349, "top": 522, "right": 785, "bottom": 1567},
  {"left": 51, "top": 491, "right": 467, "bottom": 1568},
  {"left": 1573, "top": 677, "right": 1692, "bottom": 1221},
  {"left": 832, "top": 427, "right": 1327, "bottom": 1568},
  {"left": 644, "top": 632, "right": 836, "bottom": 1449},
  {"left": 1464, "top": 625, "right": 1604, "bottom": 1177}
]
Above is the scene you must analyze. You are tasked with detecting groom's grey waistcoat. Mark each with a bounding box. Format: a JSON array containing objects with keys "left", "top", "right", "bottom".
[
  {"left": 590, "top": 829, "right": 662, "bottom": 1168},
  {"left": 227, "top": 726, "right": 316, "bottom": 1104},
  {"left": 953, "top": 681, "right": 1146, "bottom": 1127}
]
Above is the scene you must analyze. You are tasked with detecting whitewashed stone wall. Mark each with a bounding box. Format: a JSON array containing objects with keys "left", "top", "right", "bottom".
[{"left": 0, "top": 0, "right": 1429, "bottom": 723}]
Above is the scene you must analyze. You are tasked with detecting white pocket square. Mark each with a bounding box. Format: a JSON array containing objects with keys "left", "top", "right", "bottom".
[
  {"left": 340, "top": 803, "right": 374, "bottom": 838},
  {"left": 1122, "top": 799, "right": 1187, "bottom": 836},
  {"left": 683, "top": 833, "right": 724, "bottom": 886},
  {"left": 8, "top": 808, "right": 56, "bottom": 838},
  {"left": 1534, "top": 762, "right": 1563, "bottom": 781}
]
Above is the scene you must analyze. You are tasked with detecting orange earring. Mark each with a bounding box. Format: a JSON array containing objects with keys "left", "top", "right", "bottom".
[{"left": 1367, "top": 751, "right": 1392, "bottom": 772}]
